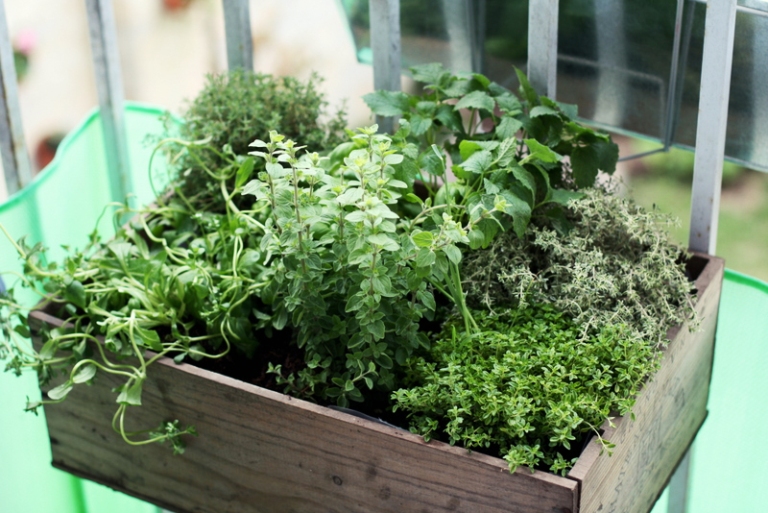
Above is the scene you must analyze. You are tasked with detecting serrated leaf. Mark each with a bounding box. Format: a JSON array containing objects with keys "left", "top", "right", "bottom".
[
  {"left": 435, "top": 104, "right": 464, "bottom": 132},
  {"left": 454, "top": 90, "right": 495, "bottom": 112},
  {"left": 510, "top": 165, "right": 537, "bottom": 201},
  {"left": 571, "top": 145, "right": 600, "bottom": 188},
  {"left": 418, "top": 148, "right": 445, "bottom": 176},
  {"left": 47, "top": 382, "right": 73, "bottom": 401},
  {"left": 496, "top": 116, "right": 524, "bottom": 139},
  {"left": 483, "top": 178, "right": 500, "bottom": 195},
  {"left": 495, "top": 93, "right": 523, "bottom": 114},
  {"left": 595, "top": 139, "right": 619, "bottom": 175},
  {"left": 459, "top": 140, "right": 483, "bottom": 161},
  {"left": 412, "top": 231, "right": 434, "bottom": 248},
  {"left": 409, "top": 114, "right": 433, "bottom": 136},
  {"left": 462, "top": 150, "right": 492, "bottom": 173},
  {"left": 501, "top": 191, "right": 532, "bottom": 238},
  {"left": 410, "top": 62, "right": 449, "bottom": 84},
  {"left": 235, "top": 157, "right": 255, "bottom": 189},
  {"left": 363, "top": 90, "right": 410, "bottom": 117},
  {"left": 73, "top": 364, "right": 97, "bottom": 384}
]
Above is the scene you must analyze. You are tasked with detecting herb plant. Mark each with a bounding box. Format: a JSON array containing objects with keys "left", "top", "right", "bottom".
[
  {"left": 393, "top": 305, "right": 647, "bottom": 475},
  {"left": 364, "top": 63, "right": 619, "bottom": 240},
  {"left": 171, "top": 70, "right": 347, "bottom": 212}
]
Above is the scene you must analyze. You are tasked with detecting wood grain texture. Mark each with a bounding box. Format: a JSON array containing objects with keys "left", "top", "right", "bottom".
[
  {"left": 31, "top": 253, "right": 723, "bottom": 513},
  {"left": 33, "top": 315, "right": 577, "bottom": 513},
  {"left": 567, "top": 253, "right": 725, "bottom": 513}
]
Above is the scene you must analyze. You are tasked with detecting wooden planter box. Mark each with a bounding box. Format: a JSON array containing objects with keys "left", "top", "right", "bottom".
[{"left": 30, "top": 253, "right": 724, "bottom": 513}]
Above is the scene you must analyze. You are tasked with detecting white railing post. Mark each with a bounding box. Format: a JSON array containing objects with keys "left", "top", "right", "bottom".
[
  {"left": 688, "top": 0, "right": 737, "bottom": 255},
  {"left": 85, "top": 0, "right": 132, "bottom": 205},
  {"left": 0, "top": 0, "right": 31, "bottom": 197},
  {"left": 369, "top": 0, "right": 401, "bottom": 133},
  {"left": 222, "top": 0, "right": 253, "bottom": 71},
  {"left": 527, "top": 0, "right": 558, "bottom": 98}
]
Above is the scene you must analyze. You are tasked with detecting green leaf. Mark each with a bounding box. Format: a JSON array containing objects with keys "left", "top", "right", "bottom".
[
  {"left": 73, "top": 364, "right": 97, "bottom": 384},
  {"left": 64, "top": 280, "right": 86, "bottom": 309},
  {"left": 416, "top": 289, "right": 436, "bottom": 311},
  {"left": 530, "top": 105, "right": 559, "bottom": 118},
  {"left": 442, "top": 244, "right": 462, "bottom": 264},
  {"left": 524, "top": 139, "right": 561, "bottom": 164},
  {"left": 495, "top": 93, "right": 523, "bottom": 114},
  {"left": 418, "top": 148, "right": 445, "bottom": 176},
  {"left": 496, "top": 116, "right": 524, "bottom": 139},
  {"left": 404, "top": 193, "right": 423, "bottom": 205},
  {"left": 471, "top": 73, "right": 491, "bottom": 89},
  {"left": 47, "top": 382, "right": 73, "bottom": 401},
  {"left": 376, "top": 352, "right": 394, "bottom": 370},
  {"left": 514, "top": 67, "right": 540, "bottom": 106},
  {"left": 571, "top": 145, "right": 600, "bottom": 188},
  {"left": 461, "top": 150, "right": 492, "bottom": 173},
  {"left": 368, "top": 233, "right": 397, "bottom": 248},
  {"left": 363, "top": 90, "right": 410, "bottom": 117},
  {"left": 468, "top": 228, "right": 485, "bottom": 250},
  {"left": 235, "top": 157, "right": 255, "bottom": 189},
  {"left": 549, "top": 189, "right": 585, "bottom": 206},
  {"left": 501, "top": 191, "right": 532, "bottom": 238},
  {"left": 410, "top": 62, "right": 449, "bottom": 84},
  {"left": 412, "top": 231, "right": 434, "bottom": 248},
  {"left": 368, "top": 320, "right": 386, "bottom": 340},
  {"left": 410, "top": 114, "right": 433, "bottom": 136},
  {"left": 595, "top": 139, "right": 620, "bottom": 175},
  {"left": 117, "top": 380, "right": 144, "bottom": 406},
  {"left": 454, "top": 90, "right": 495, "bottom": 112},
  {"left": 135, "top": 326, "right": 163, "bottom": 352},
  {"left": 510, "top": 165, "right": 537, "bottom": 201},
  {"left": 483, "top": 178, "right": 500, "bottom": 195},
  {"left": 435, "top": 104, "right": 464, "bottom": 132},
  {"left": 384, "top": 154, "right": 404, "bottom": 165},
  {"left": 415, "top": 248, "right": 436, "bottom": 268},
  {"left": 459, "top": 140, "right": 483, "bottom": 161}
]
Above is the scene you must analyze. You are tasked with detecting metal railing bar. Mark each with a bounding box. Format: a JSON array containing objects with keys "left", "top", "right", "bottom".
[
  {"left": 85, "top": 0, "right": 132, "bottom": 205},
  {"left": 369, "top": 0, "right": 401, "bottom": 133},
  {"left": 0, "top": 0, "right": 31, "bottom": 197},
  {"left": 527, "top": 0, "right": 558, "bottom": 98},
  {"left": 688, "top": 0, "right": 737, "bottom": 255},
  {"left": 222, "top": 0, "right": 253, "bottom": 71}
]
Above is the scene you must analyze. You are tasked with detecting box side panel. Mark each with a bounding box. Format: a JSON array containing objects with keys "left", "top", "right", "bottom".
[
  {"left": 40, "top": 349, "right": 577, "bottom": 513},
  {"left": 568, "top": 255, "right": 724, "bottom": 513}
]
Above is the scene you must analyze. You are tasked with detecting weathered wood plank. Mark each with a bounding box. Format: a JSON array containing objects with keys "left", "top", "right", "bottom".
[
  {"left": 34, "top": 315, "right": 577, "bottom": 513},
  {"left": 567, "top": 253, "right": 725, "bottom": 513}
]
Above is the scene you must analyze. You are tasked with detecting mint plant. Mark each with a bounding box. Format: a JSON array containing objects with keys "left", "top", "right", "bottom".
[{"left": 364, "top": 63, "right": 619, "bottom": 240}]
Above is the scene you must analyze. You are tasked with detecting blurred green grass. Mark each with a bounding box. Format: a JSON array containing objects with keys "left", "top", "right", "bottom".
[{"left": 627, "top": 169, "right": 768, "bottom": 282}]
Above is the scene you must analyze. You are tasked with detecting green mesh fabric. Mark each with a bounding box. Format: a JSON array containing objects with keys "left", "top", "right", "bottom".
[
  {"left": 0, "top": 102, "right": 174, "bottom": 513},
  {"left": 1, "top": 105, "right": 767, "bottom": 513}
]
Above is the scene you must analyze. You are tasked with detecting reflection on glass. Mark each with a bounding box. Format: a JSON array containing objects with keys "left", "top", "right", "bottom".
[{"left": 340, "top": 0, "right": 768, "bottom": 172}]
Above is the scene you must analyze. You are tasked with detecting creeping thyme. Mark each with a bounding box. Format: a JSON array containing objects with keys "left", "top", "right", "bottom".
[{"left": 393, "top": 305, "right": 652, "bottom": 475}]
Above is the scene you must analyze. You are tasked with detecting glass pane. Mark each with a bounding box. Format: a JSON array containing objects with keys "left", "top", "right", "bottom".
[{"left": 340, "top": 0, "right": 768, "bottom": 172}]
